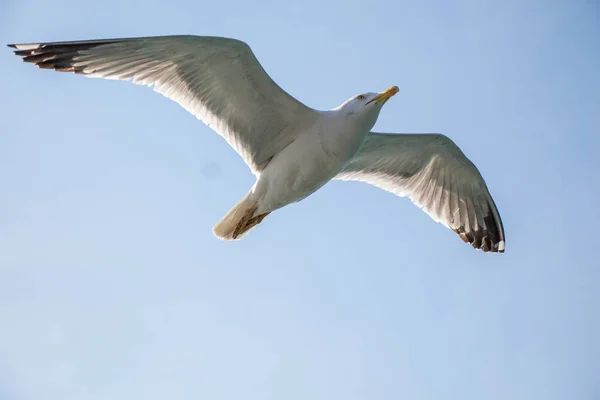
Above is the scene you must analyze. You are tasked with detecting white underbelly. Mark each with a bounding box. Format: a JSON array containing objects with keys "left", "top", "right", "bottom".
[{"left": 254, "top": 133, "right": 348, "bottom": 212}]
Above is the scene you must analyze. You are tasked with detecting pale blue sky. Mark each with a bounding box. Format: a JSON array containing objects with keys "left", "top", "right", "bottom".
[{"left": 1, "top": 0, "right": 599, "bottom": 399}]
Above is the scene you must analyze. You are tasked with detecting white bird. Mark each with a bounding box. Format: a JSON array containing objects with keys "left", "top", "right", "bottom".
[{"left": 8, "top": 35, "right": 505, "bottom": 253}]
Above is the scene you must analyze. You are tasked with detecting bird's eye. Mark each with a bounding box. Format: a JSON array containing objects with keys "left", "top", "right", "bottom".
[{"left": 357, "top": 95, "right": 366, "bottom": 100}]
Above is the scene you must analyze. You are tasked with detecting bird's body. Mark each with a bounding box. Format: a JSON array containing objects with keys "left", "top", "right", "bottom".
[
  {"left": 216, "top": 106, "right": 380, "bottom": 239},
  {"left": 262, "top": 110, "right": 376, "bottom": 209},
  {"left": 8, "top": 34, "right": 506, "bottom": 252}
]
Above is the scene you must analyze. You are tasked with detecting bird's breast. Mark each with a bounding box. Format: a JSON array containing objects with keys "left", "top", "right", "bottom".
[
  {"left": 255, "top": 120, "right": 369, "bottom": 212},
  {"left": 318, "top": 121, "right": 370, "bottom": 164}
]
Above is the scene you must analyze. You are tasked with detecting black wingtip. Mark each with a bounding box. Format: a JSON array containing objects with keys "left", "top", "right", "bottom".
[
  {"left": 453, "top": 223, "right": 505, "bottom": 254},
  {"left": 7, "top": 44, "right": 17, "bottom": 48}
]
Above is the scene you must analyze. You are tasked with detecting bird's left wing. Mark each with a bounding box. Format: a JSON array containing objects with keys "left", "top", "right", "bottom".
[
  {"left": 335, "top": 133, "right": 505, "bottom": 253},
  {"left": 8, "top": 35, "right": 318, "bottom": 173}
]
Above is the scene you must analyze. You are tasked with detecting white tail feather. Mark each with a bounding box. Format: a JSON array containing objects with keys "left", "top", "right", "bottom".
[{"left": 213, "top": 194, "right": 258, "bottom": 240}]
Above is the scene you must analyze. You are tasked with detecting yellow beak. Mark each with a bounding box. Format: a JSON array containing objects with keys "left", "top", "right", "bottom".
[{"left": 366, "top": 85, "right": 399, "bottom": 106}]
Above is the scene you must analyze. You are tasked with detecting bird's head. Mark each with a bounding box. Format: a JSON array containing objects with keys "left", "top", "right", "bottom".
[{"left": 336, "top": 85, "right": 399, "bottom": 130}]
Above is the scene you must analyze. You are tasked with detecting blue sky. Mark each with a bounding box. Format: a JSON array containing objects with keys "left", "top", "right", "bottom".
[{"left": 1, "top": 0, "right": 599, "bottom": 399}]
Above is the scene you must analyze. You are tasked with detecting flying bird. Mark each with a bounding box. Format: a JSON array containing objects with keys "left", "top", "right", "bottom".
[{"left": 8, "top": 35, "right": 505, "bottom": 253}]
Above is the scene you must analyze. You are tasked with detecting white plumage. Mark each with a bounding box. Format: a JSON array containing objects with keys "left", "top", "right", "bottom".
[
  {"left": 337, "top": 133, "right": 504, "bottom": 252},
  {"left": 9, "top": 35, "right": 505, "bottom": 252}
]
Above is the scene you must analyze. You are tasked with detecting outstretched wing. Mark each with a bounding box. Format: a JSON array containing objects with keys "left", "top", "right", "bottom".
[
  {"left": 9, "top": 35, "right": 318, "bottom": 173},
  {"left": 336, "top": 133, "right": 505, "bottom": 253}
]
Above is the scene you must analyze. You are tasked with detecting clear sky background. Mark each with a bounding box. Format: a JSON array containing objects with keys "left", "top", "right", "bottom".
[{"left": 1, "top": 1, "right": 599, "bottom": 399}]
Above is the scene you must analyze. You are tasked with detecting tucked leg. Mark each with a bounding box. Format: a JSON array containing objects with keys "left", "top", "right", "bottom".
[{"left": 232, "top": 205, "right": 258, "bottom": 239}]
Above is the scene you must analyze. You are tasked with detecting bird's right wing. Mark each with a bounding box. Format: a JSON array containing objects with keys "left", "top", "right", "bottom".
[
  {"left": 9, "top": 35, "right": 318, "bottom": 173},
  {"left": 336, "top": 133, "right": 505, "bottom": 253}
]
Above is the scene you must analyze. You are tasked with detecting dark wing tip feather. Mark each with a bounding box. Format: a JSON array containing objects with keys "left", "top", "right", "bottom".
[
  {"left": 452, "top": 201, "right": 505, "bottom": 253},
  {"left": 14, "top": 49, "right": 33, "bottom": 56},
  {"left": 8, "top": 39, "right": 118, "bottom": 73}
]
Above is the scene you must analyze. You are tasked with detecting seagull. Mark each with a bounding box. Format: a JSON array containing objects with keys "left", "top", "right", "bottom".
[{"left": 8, "top": 35, "right": 505, "bottom": 253}]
